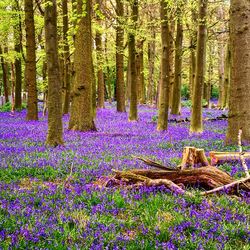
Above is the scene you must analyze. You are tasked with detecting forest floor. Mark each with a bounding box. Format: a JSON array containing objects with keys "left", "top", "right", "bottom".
[{"left": 0, "top": 102, "right": 249, "bottom": 249}]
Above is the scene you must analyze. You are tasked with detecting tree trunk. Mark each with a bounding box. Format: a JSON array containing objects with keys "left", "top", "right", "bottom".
[
  {"left": 69, "top": 0, "right": 96, "bottom": 131},
  {"left": 62, "top": 0, "right": 71, "bottom": 115},
  {"left": 218, "top": 43, "right": 225, "bottom": 108},
  {"left": 157, "top": 0, "right": 170, "bottom": 131},
  {"left": 116, "top": 0, "right": 126, "bottom": 112},
  {"left": 24, "top": 0, "right": 38, "bottom": 120},
  {"left": 190, "top": 0, "right": 207, "bottom": 133},
  {"left": 171, "top": 17, "right": 183, "bottom": 115},
  {"left": 128, "top": 0, "right": 138, "bottom": 121},
  {"left": 147, "top": 28, "right": 156, "bottom": 105},
  {"left": 223, "top": 43, "right": 230, "bottom": 109},
  {"left": 226, "top": 0, "right": 250, "bottom": 144},
  {"left": 95, "top": 0, "right": 105, "bottom": 109},
  {"left": 45, "top": 0, "right": 64, "bottom": 146},
  {"left": 14, "top": 0, "right": 22, "bottom": 110},
  {"left": 0, "top": 47, "right": 9, "bottom": 103},
  {"left": 168, "top": 20, "right": 175, "bottom": 108}
]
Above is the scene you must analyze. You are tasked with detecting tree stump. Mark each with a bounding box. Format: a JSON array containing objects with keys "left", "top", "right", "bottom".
[{"left": 180, "top": 147, "right": 209, "bottom": 169}]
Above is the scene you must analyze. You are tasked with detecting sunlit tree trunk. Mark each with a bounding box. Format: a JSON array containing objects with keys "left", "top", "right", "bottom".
[
  {"left": 44, "top": 0, "right": 64, "bottom": 146},
  {"left": 116, "top": 0, "right": 126, "bottom": 112},
  {"left": 95, "top": 0, "right": 105, "bottom": 109},
  {"left": 14, "top": 0, "right": 22, "bottom": 110},
  {"left": 171, "top": 11, "right": 183, "bottom": 115},
  {"left": 226, "top": 0, "right": 250, "bottom": 144},
  {"left": 24, "top": 0, "right": 38, "bottom": 120},
  {"left": 157, "top": 0, "right": 170, "bottom": 131},
  {"left": 128, "top": 0, "right": 138, "bottom": 121},
  {"left": 69, "top": 0, "right": 96, "bottom": 131},
  {"left": 190, "top": 0, "right": 207, "bottom": 133}
]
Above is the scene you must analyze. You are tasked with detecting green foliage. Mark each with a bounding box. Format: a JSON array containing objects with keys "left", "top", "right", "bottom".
[
  {"left": 211, "top": 84, "right": 219, "bottom": 99},
  {"left": 181, "top": 84, "right": 190, "bottom": 99},
  {"left": 0, "top": 102, "right": 26, "bottom": 112}
]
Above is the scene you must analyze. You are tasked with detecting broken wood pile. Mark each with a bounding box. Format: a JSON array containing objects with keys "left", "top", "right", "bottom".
[{"left": 94, "top": 146, "right": 250, "bottom": 196}]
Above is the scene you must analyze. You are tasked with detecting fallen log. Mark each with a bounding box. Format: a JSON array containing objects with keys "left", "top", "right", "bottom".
[
  {"left": 125, "top": 166, "right": 234, "bottom": 189},
  {"left": 209, "top": 151, "right": 250, "bottom": 166}
]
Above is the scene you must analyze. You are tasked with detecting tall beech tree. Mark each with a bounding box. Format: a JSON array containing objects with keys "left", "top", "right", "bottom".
[
  {"left": 226, "top": 0, "right": 250, "bottom": 144},
  {"left": 0, "top": 47, "right": 9, "bottom": 103},
  {"left": 116, "top": 0, "right": 126, "bottom": 112},
  {"left": 171, "top": 3, "right": 183, "bottom": 115},
  {"left": 157, "top": 0, "right": 171, "bottom": 131},
  {"left": 62, "top": 0, "right": 71, "bottom": 115},
  {"left": 69, "top": 0, "right": 96, "bottom": 131},
  {"left": 45, "top": 0, "right": 64, "bottom": 146},
  {"left": 190, "top": 0, "right": 208, "bottom": 133},
  {"left": 128, "top": 0, "right": 138, "bottom": 121},
  {"left": 14, "top": 0, "right": 22, "bottom": 110},
  {"left": 24, "top": 0, "right": 38, "bottom": 120},
  {"left": 95, "top": 0, "right": 105, "bottom": 109}
]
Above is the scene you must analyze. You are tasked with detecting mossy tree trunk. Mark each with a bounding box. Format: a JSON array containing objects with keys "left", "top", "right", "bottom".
[
  {"left": 116, "top": 0, "right": 126, "bottom": 112},
  {"left": 190, "top": 0, "right": 208, "bottom": 133},
  {"left": 24, "top": 0, "right": 38, "bottom": 120},
  {"left": 128, "top": 0, "right": 138, "bottom": 121},
  {"left": 45, "top": 0, "right": 64, "bottom": 146},
  {"left": 226, "top": 0, "right": 250, "bottom": 144},
  {"left": 223, "top": 43, "right": 230, "bottom": 109},
  {"left": 157, "top": 0, "right": 171, "bottom": 131},
  {"left": 69, "top": 0, "right": 96, "bottom": 131}
]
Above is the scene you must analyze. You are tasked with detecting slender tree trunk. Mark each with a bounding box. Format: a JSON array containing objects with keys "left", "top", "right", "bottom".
[
  {"left": 14, "top": 0, "right": 22, "bottom": 110},
  {"left": 62, "top": 0, "right": 71, "bottom": 115},
  {"left": 126, "top": 56, "right": 131, "bottom": 102},
  {"left": 116, "top": 0, "right": 126, "bottom": 112},
  {"left": 168, "top": 20, "right": 175, "bottom": 108},
  {"left": 95, "top": 0, "right": 105, "bottom": 109},
  {"left": 218, "top": 43, "right": 225, "bottom": 108},
  {"left": 45, "top": 0, "right": 64, "bottom": 146},
  {"left": 11, "top": 63, "right": 15, "bottom": 111},
  {"left": 24, "top": 0, "right": 38, "bottom": 120},
  {"left": 171, "top": 17, "right": 183, "bottom": 115},
  {"left": 223, "top": 43, "right": 230, "bottom": 109},
  {"left": 128, "top": 0, "right": 138, "bottom": 121},
  {"left": 147, "top": 29, "right": 156, "bottom": 105},
  {"left": 189, "top": 10, "right": 198, "bottom": 100},
  {"left": 226, "top": 0, "right": 250, "bottom": 144},
  {"left": 0, "top": 47, "right": 9, "bottom": 103},
  {"left": 69, "top": 0, "right": 96, "bottom": 131},
  {"left": 190, "top": 0, "right": 208, "bottom": 133},
  {"left": 157, "top": 0, "right": 170, "bottom": 131}
]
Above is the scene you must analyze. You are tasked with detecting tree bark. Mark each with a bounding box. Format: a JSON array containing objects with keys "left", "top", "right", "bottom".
[
  {"left": 45, "top": 0, "right": 64, "bottom": 146},
  {"left": 157, "top": 0, "right": 170, "bottom": 131},
  {"left": 62, "top": 0, "right": 71, "bottom": 115},
  {"left": 116, "top": 0, "right": 126, "bottom": 112},
  {"left": 0, "top": 47, "right": 9, "bottom": 103},
  {"left": 14, "top": 0, "right": 23, "bottom": 110},
  {"left": 69, "top": 0, "right": 96, "bottom": 131},
  {"left": 190, "top": 0, "right": 208, "bottom": 133},
  {"left": 24, "top": 0, "right": 38, "bottom": 120},
  {"left": 223, "top": 43, "right": 230, "bottom": 109},
  {"left": 95, "top": 0, "right": 105, "bottom": 109},
  {"left": 128, "top": 0, "right": 138, "bottom": 121},
  {"left": 171, "top": 13, "right": 183, "bottom": 115},
  {"left": 226, "top": 0, "right": 250, "bottom": 144}
]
